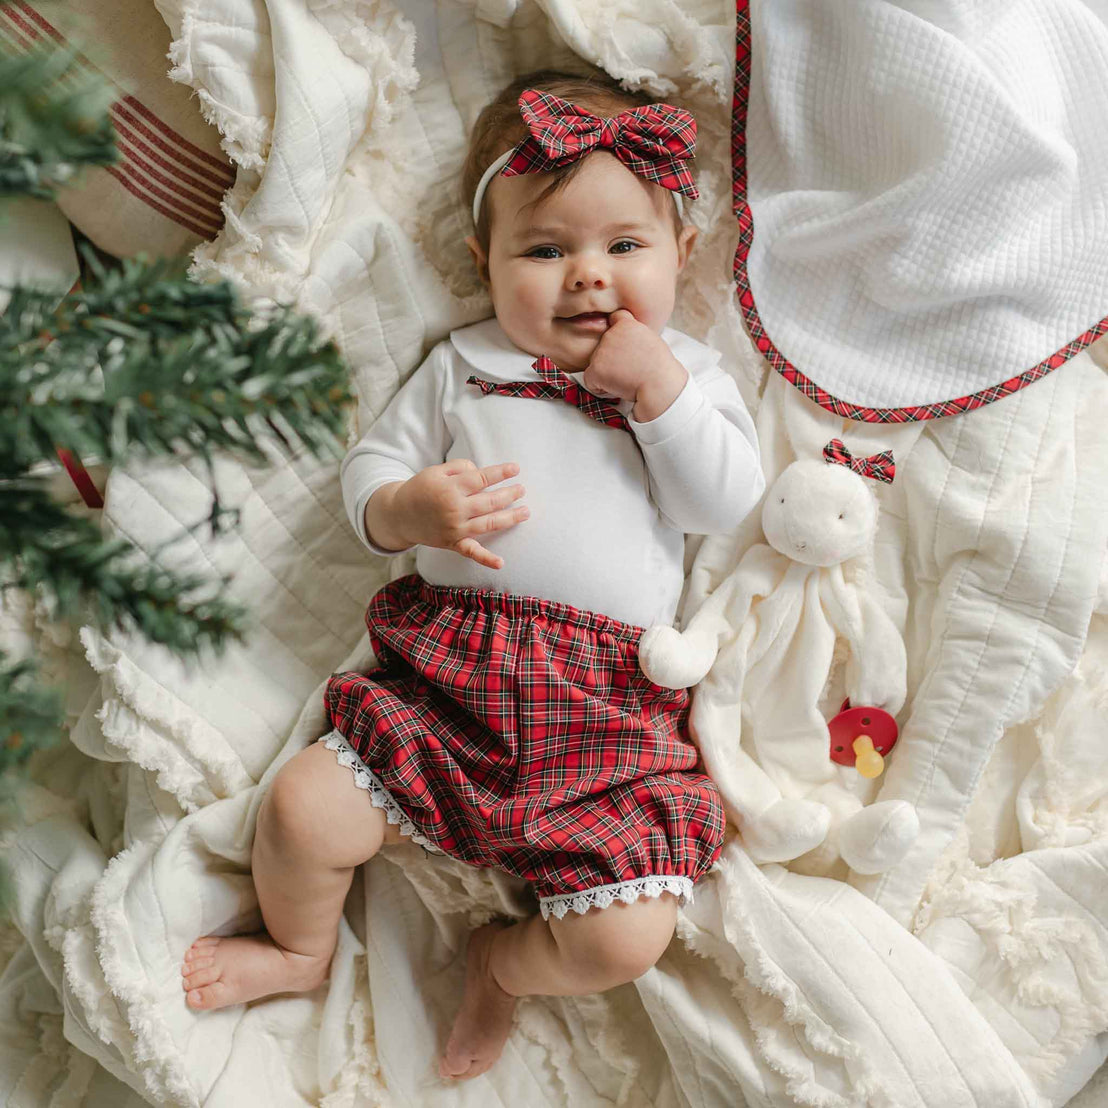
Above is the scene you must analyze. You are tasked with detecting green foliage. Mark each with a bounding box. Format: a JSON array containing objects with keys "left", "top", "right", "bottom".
[
  {"left": 0, "top": 476, "right": 249, "bottom": 652},
  {"left": 0, "top": 44, "right": 117, "bottom": 200},
  {"left": 0, "top": 653, "right": 63, "bottom": 778},
  {"left": 1, "top": 247, "right": 352, "bottom": 481},
  {"left": 0, "top": 255, "right": 354, "bottom": 774},
  {"left": 0, "top": 32, "right": 355, "bottom": 841}
]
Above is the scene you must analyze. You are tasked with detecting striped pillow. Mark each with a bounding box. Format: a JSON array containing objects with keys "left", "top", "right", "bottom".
[{"left": 0, "top": 0, "right": 233, "bottom": 258}]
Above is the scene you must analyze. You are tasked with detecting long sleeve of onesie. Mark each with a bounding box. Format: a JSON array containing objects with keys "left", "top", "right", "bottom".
[
  {"left": 629, "top": 365, "right": 764, "bottom": 535},
  {"left": 340, "top": 343, "right": 452, "bottom": 556}
]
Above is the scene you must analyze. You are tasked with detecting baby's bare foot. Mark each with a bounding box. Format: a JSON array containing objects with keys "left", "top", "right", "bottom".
[
  {"left": 439, "top": 922, "right": 518, "bottom": 1081},
  {"left": 181, "top": 932, "right": 330, "bottom": 1011}
]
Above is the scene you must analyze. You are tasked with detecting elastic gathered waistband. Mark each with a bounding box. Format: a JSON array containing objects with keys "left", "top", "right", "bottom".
[{"left": 406, "top": 575, "right": 646, "bottom": 645}]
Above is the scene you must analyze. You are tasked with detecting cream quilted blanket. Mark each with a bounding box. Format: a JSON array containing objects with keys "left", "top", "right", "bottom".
[{"left": 2, "top": 2, "right": 1108, "bottom": 1107}]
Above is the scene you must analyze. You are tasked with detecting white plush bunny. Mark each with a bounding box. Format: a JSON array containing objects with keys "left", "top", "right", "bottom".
[{"left": 639, "top": 439, "right": 920, "bottom": 874}]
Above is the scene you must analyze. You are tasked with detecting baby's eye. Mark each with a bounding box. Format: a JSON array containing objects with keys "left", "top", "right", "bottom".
[
  {"left": 610, "top": 240, "right": 639, "bottom": 254},
  {"left": 527, "top": 246, "right": 562, "bottom": 259}
]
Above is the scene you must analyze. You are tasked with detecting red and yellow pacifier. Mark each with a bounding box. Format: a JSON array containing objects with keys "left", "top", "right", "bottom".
[{"left": 828, "top": 699, "right": 899, "bottom": 779}]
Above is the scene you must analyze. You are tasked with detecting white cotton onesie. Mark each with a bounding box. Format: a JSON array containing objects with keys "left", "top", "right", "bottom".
[{"left": 341, "top": 317, "right": 764, "bottom": 629}]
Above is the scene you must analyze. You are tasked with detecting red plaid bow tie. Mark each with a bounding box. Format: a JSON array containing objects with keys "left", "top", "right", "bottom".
[
  {"left": 500, "top": 89, "right": 699, "bottom": 201},
  {"left": 823, "top": 439, "right": 896, "bottom": 484},
  {"left": 467, "top": 356, "right": 631, "bottom": 433}
]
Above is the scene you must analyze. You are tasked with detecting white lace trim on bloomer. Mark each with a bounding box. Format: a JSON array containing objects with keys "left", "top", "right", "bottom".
[
  {"left": 539, "top": 875, "right": 694, "bottom": 920},
  {"left": 320, "top": 730, "right": 442, "bottom": 853}
]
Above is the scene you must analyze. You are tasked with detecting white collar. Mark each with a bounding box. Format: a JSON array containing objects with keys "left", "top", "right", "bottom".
[{"left": 448, "top": 317, "right": 720, "bottom": 384}]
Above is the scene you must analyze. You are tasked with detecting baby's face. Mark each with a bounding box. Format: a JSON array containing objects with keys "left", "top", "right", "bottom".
[{"left": 470, "top": 152, "right": 696, "bottom": 371}]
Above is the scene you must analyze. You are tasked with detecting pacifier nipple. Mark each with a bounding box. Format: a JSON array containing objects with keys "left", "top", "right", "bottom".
[{"left": 853, "top": 735, "right": 885, "bottom": 779}]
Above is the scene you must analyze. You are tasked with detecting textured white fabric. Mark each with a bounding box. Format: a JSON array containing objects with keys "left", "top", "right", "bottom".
[
  {"left": 341, "top": 317, "right": 763, "bottom": 627},
  {"left": 745, "top": 0, "right": 1108, "bottom": 410},
  {"left": 3, "top": 2, "right": 1108, "bottom": 1107}
]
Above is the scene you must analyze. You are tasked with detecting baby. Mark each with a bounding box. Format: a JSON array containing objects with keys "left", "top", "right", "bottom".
[{"left": 181, "top": 68, "right": 765, "bottom": 1081}]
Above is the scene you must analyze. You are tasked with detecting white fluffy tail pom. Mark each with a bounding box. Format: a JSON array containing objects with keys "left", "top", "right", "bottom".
[{"left": 638, "top": 624, "right": 720, "bottom": 689}]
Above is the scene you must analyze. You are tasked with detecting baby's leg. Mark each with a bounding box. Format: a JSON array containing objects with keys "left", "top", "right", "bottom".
[
  {"left": 439, "top": 893, "right": 678, "bottom": 1080},
  {"left": 182, "top": 739, "right": 402, "bottom": 1010}
]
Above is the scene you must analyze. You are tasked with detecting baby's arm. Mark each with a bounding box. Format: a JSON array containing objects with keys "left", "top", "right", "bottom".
[
  {"left": 342, "top": 344, "right": 527, "bottom": 568},
  {"left": 629, "top": 365, "right": 765, "bottom": 535}
]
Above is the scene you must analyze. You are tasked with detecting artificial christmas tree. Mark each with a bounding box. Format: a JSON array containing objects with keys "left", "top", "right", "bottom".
[{"left": 0, "top": 32, "right": 352, "bottom": 853}]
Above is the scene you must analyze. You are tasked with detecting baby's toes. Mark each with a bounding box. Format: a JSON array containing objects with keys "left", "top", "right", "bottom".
[
  {"left": 440, "top": 1040, "right": 483, "bottom": 1081},
  {"left": 185, "top": 938, "right": 219, "bottom": 960},
  {"left": 184, "top": 952, "right": 216, "bottom": 974},
  {"left": 182, "top": 962, "right": 222, "bottom": 990},
  {"left": 443, "top": 1059, "right": 489, "bottom": 1083},
  {"left": 438, "top": 1047, "right": 470, "bottom": 1080},
  {"left": 185, "top": 980, "right": 229, "bottom": 1009}
]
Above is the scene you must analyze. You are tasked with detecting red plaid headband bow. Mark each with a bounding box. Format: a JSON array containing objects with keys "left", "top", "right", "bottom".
[
  {"left": 467, "top": 356, "right": 631, "bottom": 433},
  {"left": 823, "top": 439, "right": 896, "bottom": 484},
  {"left": 500, "top": 88, "right": 699, "bottom": 201}
]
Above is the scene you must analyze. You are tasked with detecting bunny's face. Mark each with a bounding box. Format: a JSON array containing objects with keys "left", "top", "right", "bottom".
[{"left": 760, "top": 459, "right": 877, "bottom": 566}]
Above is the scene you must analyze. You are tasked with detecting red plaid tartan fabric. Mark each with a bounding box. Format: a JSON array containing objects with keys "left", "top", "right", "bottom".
[
  {"left": 324, "top": 575, "right": 724, "bottom": 917},
  {"left": 466, "top": 355, "right": 631, "bottom": 433},
  {"left": 823, "top": 438, "right": 896, "bottom": 484},
  {"left": 501, "top": 88, "right": 699, "bottom": 201}
]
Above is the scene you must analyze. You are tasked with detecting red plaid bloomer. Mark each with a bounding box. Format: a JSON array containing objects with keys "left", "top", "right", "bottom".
[{"left": 322, "top": 574, "right": 725, "bottom": 920}]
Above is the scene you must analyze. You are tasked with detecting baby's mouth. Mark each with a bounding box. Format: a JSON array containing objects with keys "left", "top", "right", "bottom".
[{"left": 557, "top": 312, "right": 611, "bottom": 331}]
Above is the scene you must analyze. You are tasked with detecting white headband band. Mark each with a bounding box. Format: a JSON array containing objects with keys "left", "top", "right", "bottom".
[
  {"left": 470, "top": 148, "right": 685, "bottom": 228},
  {"left": 471, "top": 150, "right": 515, "bottom": 226}
]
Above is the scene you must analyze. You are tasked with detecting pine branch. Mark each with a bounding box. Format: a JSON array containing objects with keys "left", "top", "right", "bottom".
[
  {"left": 1, "top": 479, "right": 249, "bottom": 656},
  {"left": 0, "top": 249, "right": 353, "bottom": 477},
  {"left": 0, "top": 650, "right": 63, "bottom": 779},
  {"left": 0, "top": 45, "right": 117, "bottom": 200},
  {"left": 0, "top": 651, "right": 65, "bottom": 912},
  {"left": 0, "top": 32, "right": 358, "bottom": 823}
]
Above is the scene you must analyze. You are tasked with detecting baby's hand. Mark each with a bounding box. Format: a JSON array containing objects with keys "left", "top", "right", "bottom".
[
  {"left": 583, "top": 309, "right": 687, "bottom": 420},
  {"left": 373, "top": 460, "right": 527, "bottom": 570}
]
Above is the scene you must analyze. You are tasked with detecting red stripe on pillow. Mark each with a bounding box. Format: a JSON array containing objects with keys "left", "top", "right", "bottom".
[
  {"left": 111, "top": 102, "right": 232, "bottom": 191},
  {"left": 5, "top": 4, "right": 234, "bottom": 194},
  {"left": 11, "top": 0, "right": 63, "bottom": 45},
  {"left": 1, "top": 4, "right": 48, "bottom": 47},
  {"left": 104, "top": 165, "right": 215, "bottom": 239},
  {"left": 111, "top": 115, "right": 227, "bottom": 201},
  {"left": 114, "top": 133, "right": 224, "bottom": 220},
  {"left": 112, "top": 161, "right": 221, "bottom": 234},
  {"left": 121, "top": 96, "right": 233, "bottom": 181}
]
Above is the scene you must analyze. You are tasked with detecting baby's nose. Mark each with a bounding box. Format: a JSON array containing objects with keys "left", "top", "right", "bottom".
[{"left": 567, "top": 258, "right": 610, "bottom": 289}]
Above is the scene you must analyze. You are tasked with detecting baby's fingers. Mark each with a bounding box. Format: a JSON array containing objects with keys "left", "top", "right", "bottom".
[
  {"left": 452, "top": 503, "right": 530, "bottom": 569},
  {"left": 453, "top": 537, "right": 504, "bottom": 570},
  {"left": 467, "top": 482, "right": 526, "bottom": 518},
  {"left": 449, "top": 460, "right": 520, "bottom": 492}
]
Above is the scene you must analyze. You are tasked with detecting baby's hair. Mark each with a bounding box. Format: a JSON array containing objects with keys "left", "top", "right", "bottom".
[{"left": 462, "top": 68, "right": 695, "bottom": 249}]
